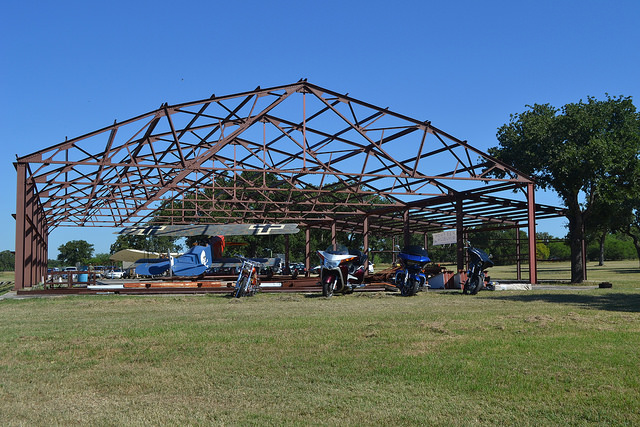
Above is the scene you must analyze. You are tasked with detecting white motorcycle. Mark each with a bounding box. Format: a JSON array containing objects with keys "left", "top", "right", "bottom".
[{"left": 317, "top": 244, "right": 367, "bottom": 297}]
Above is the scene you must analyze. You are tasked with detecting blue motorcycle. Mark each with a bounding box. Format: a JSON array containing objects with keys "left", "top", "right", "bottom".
[{"left": 395, "top": 245, "right": 431, "bottom": 296}]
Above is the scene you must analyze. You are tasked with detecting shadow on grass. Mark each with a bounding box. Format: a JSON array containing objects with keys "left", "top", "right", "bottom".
[
  {"left": 536, "top": 269, "right": 573, "bottom": 274},
  {"left": 610, "top": 268, "right": 640, "bottom": 274},
  {"left": 303, "top": 293, "right": 326, "bottom": 299},
  {"left": 489, "top": 292, "right": 640, "bottom": 313}
]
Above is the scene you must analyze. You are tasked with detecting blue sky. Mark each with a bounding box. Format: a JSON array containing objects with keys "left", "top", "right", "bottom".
[{"left": 2, "top": 0, "right": 639, "bottom": 257}]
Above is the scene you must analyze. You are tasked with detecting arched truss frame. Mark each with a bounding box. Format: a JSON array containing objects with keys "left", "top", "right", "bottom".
[{"left": 14, "top": 80, "right": 564, "bottom": 288}]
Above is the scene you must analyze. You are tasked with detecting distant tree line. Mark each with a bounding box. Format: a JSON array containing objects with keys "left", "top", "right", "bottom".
[{"left": 0, "top": 250, "right": 14, "bottom": 271}]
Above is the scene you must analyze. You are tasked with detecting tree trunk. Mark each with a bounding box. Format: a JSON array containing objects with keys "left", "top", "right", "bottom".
[
  {"left": 598, "top": 232, "right": 606, "bottom": 266},
  {"left": 567, "top": 207, "right": 585, "bottom": 283}
]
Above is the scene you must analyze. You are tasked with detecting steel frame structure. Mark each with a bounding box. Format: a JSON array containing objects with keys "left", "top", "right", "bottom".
[{"left": 14, "top": 80, "right": 563, "bottom": 289}]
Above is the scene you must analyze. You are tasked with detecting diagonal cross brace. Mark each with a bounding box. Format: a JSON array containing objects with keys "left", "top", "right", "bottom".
[{"left": 116, "top": 86, "right": 297, "bottom": 225}]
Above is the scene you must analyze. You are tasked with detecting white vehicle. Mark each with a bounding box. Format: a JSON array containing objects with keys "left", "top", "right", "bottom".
[
  {"left": 106, "top": 269, "right": 124, "bottom": 279},
  {"left": 63, "top": 266, "right": 78, "bottom": 280}
]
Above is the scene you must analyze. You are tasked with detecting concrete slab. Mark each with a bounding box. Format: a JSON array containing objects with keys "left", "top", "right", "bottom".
[{"left": 493, "top": 283, "right": 533, "bottom": 291}]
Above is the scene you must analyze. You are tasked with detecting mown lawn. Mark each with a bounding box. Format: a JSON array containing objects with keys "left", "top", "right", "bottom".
[{"left": 0, "top": 263, "right": 639, "bottom": 425}]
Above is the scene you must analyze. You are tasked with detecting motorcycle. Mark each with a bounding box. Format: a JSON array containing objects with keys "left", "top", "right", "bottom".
[
  {"left": 317, "top": 244, "right": 367, "bottom": 297},
  {"left": 463, "top": 242, "right": 495, "bottom": 295},
  {"left": 233, "top": 258, "right": 261, "bottom": 298},
  {"left": 394, "top": 245, "right": 431, "bottom": 296}
]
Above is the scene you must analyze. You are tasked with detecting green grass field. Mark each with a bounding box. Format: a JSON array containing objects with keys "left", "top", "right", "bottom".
[{"left": 0, "top": 262, "right": 639, "bottom": 425}]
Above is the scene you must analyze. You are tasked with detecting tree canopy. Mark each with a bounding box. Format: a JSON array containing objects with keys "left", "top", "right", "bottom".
[
  {"left": 489, "top": 95, "right": 640, "bottom": 282},
  {"left": 57, "top": 240, "right": 94, "bottom": 266},
  {"left": 0, "top": 250, "right": 14, "bottom": 271}
]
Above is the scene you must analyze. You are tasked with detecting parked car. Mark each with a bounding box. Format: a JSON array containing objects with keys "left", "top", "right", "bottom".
[
  {"left": 291, "top": 263, "right": 307, "bottom": 274},
  {"left": 92, "top": 266, "right": 106, "bottom": 279},
  {"left": 62, "top": 266, "right": 78, "bottom": 280},
  {"left": 47, "top": 267, "right": 60, "bottom": 281},
  {"left": 105, "top": 269, "right": 124, "bottom": 279}
]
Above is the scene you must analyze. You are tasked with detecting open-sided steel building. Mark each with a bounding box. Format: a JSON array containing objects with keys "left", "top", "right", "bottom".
[{"left": 14, "top": 80, "right": 564, "bottom": 289}]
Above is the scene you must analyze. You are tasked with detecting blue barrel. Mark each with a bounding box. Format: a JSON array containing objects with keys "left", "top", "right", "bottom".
[{"left": 78, "top": 267, "right": 89, "bottom": 284}]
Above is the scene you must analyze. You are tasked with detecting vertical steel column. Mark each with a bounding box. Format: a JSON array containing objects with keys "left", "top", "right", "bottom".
[
  {"left": 392, "top": 236, "right": 397, "bottom": 265},
  {"left": 424, "top": 233, "right": 429, "bottom": 251},
  {"left": 516, "top": 225, "right": 522, "bottom": 281},
  {"left": 331, "top": 221, "right": 337, "bottom": 247},
  {"left": 363, "top": 216, "right": 369, "bottom": 267},
  {"left": 34, "top": 202, "right": 41, "bottom": 283},
  {"left": 33, "top": 199, "right": 43, "bottom": 284},
  {"left": 39, "top": 223, "right": 47, "bottom": 284},
  {"left": 14, "top": 163, "right": 26, "bottom": 290},
  {"left": 527, "top": 183, "right": 538, "bottom": 284},
  {"left": 284, "top": 235, "right": 290, "bottom": 270},
  {"left": 456, "top": 195, "right": 465, "bottom": 272},
  {"left": 41, "top": 210, "right": 48, "bottom": 283},
  {"left": 26, "top": 182, "right": 35, "bottom": 285},
  {"left": 403, "top": 210, "right": 410, "bottom": 248},
  {"left": 305, "top": 226, "right": 311, "bottom": 277}
]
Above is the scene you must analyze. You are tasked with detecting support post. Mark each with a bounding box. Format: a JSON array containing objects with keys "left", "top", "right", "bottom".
[
  {"left": 15, "top": 163, "right": 26, "bottom": 290},
  {"left": 26, "top": 184, "right": 35, "bottom": 286},
  {"left": 305, "top": 226, "right": 311, "bottom": 277},
  {"left": 284, "top": 235, "right": 290, "bottom": 271},
  {"left": 392, "top": 236, "right": 397, "bottom": 265},
  {"left": 516, "top": 225, "right": 522, "bottom": 281},
  {"left": 456, "top": 195, "right": 465, "bottom": 272},
  {"left": 363, "top": 216, "right": 369, "bottom": 270},
  {"left": 331, "top": 221, "right": 337, "bottom": 247},
  {"left": 403, "top": 209, "right": 410, "bottom": 248},
  {"left": 527, "top": 183, "right": 538, "bottom": 284}
]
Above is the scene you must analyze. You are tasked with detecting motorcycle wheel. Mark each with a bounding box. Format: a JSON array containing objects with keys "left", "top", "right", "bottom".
[
  {"left": 234, "top": 285, "right": 243, "bottom": 298},
  {"left": 469, "top": 276, "right": 483, "bottom": 295},
  {"left": 234, "top": 276, "right": 249, "bottom": 298},
  {"left": 323, "top": 277, "right": 337, "bottom": 297},
  {"left": 463, "top": 278, "right": 472, "bottom": 295},
  {"left": 401, "top": 279, "right": 419, "bottom": 296}
]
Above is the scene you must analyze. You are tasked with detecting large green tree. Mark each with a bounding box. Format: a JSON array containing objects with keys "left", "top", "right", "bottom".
[
  {"left": 57, "top": 240, "right": 94, "bottom": 266},
  {"left": 490, "top": 95, "right": 640, "bottom": 282}
]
